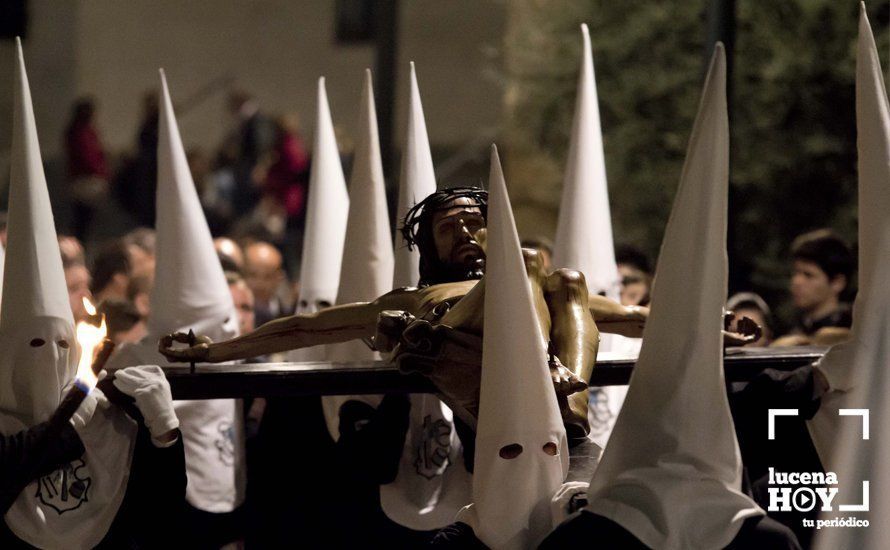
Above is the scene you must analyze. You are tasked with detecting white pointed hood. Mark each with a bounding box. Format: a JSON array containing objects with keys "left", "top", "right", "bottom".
[
  {"left": 324, "top": 70, "right": 392, "bottom": 422},
  {"left": 553, "top": 24, "right": 620, "bottom": 300},
  {"left": 457, "top": 145, "right": 568, "bottom": 549},
  {"left": 1, "top": 39, "right": 135, "bottom": 550},
  {"left": 288, "top": 77, "right": 349, "bottom": 363},
  {"left": 148, "top": 70, "right": 238, "bottom": 341},
  {"left": 0, "top": 38, "right": 76, "bottom": 424},
  {"left": 393, "top": 62, "right": 437, "bottom": 288},
  {"left": 851, "top": 6, "right": 890, "bottom": 298},
  {"left": 552, "top": 23, "right": 629, "bottom": 445},
  {"left": 326, "top": 69, "right": 394, "bottom": 366},
  {"left": 107, "top": 71, "right": 244, "bottom": 515},
  {"left": 808, "top": 3, "right": 890, "bottom": 472},
  {"left": 585, "top": 45, "right": 762, "bottom": 550},
  {"left": 297, "top": 77, "right": 350, "bottom": 314}
]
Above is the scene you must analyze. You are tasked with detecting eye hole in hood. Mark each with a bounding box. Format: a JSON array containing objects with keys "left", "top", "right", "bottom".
[
  {"left": 499, "top": 443, "right": 523, "bottom": 459},
  {"left": 29, "top": 338, "right": 45, "bottom": 347}
]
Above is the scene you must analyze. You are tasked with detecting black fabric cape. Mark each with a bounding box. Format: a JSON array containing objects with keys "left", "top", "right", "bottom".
[
  {"left": 1, "top": 420, "right": 185, "bottom": 549},
  {"left": 247, "top": 393, "right": 433, "bottom": 548}
]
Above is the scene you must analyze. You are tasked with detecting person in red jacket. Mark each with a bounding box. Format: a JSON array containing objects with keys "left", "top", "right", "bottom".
[
  {"left": 64, "top": 98, "right": 109, "bottom": 241},
  {"left": 262, "top": 113, "right": 310, "bottom": 276}
]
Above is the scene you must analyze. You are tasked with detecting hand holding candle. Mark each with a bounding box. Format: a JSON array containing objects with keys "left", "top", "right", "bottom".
[{"left": 68, "top": 380, "right": 109, "bottom": 431}]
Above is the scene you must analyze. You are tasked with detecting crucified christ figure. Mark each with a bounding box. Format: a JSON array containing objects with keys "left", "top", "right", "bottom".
[{"left": 160, "top": 187, "right": 755, "bottom": 444}]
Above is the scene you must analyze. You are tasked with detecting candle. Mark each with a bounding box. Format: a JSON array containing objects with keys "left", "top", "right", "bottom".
[{"left": 50, "top": 299, "right": 115, "bottom": 427}]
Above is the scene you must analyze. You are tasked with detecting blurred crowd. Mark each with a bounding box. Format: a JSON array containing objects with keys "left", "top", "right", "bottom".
[
  {"left": 62, "top": 91, "right": 311, "bottom": 278},
  {"left": 48, "top": 228, "right": 294, "bottom": 351},
  {"left": 55, "top": 90, "right": 315, "bottom": 422}
]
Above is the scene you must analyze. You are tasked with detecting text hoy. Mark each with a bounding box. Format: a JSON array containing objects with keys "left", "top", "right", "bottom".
[{"left": 767, "top": 468, "right": 869, "bottom": 513}]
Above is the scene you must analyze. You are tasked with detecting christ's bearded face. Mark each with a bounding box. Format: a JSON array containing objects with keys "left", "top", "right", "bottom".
[
  {"left": 430, "top": 198, "right": 486, "bottom": 274},
  {"left": 407, "top": 188, "right": 488, "bottom": 285}
]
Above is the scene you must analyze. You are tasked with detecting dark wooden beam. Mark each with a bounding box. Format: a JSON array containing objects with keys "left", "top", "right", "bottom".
[{"left": 163, "top": 346, "right": 826, "bottom": 400}]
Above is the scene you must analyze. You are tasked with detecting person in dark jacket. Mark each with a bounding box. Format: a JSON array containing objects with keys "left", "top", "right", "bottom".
[{"left": 774, "top": 230, "right": 855, "bottom": 346}]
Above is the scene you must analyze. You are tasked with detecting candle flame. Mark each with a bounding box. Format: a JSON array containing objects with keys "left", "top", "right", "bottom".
[
  {"left": 75, "top": 313, "right": 106, "bottom": 389},
  {"left": 83, "top": 297, "right": 97, "bottom": 317}
]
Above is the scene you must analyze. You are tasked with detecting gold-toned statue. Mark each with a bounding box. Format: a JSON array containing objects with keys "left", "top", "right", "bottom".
[{"left": 160, "top": 188, "right": 641, "bottom": 443}]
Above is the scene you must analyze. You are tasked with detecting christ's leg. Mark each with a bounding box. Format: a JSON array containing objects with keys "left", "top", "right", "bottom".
[{"left": 544, "top": 268, "right": 600, "bottom": 441}]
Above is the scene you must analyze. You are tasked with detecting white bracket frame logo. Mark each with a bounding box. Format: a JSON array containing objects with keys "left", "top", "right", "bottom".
[{"left": 767, "top": 408, "right": 870, "bottom": 512}]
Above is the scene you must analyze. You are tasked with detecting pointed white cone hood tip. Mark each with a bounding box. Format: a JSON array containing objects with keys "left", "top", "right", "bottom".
[
  {"left": 393, "top": 62, "right": 437, "bottom": 288},
  {"left": 148, "top": 72, "right": 236, "bottom": 337},
  {"left": 552, "top": 23, "right": 620, "bottom": 303},
  {"left": 851, "top": 4, "right": 890, "bottom": 299},
  {"left": 296, "top": 75, "right": 349, "bottom": 315},
  {"left": 2, "top": 38, "right": 71, "bottom": 329},
  {"left": 327, "top": 68, "right": 393, "bottom": 362},
  {"left": 813, "top": 5, "right": 890, "bottom": 396}
]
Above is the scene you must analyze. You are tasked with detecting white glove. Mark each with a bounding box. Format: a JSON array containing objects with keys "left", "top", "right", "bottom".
[
  {"left": 113, "top": 365, "right": 179, "bottom": 441},
  {"left": 68, "top": 386, "right": 109, "bottom": 432}
]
